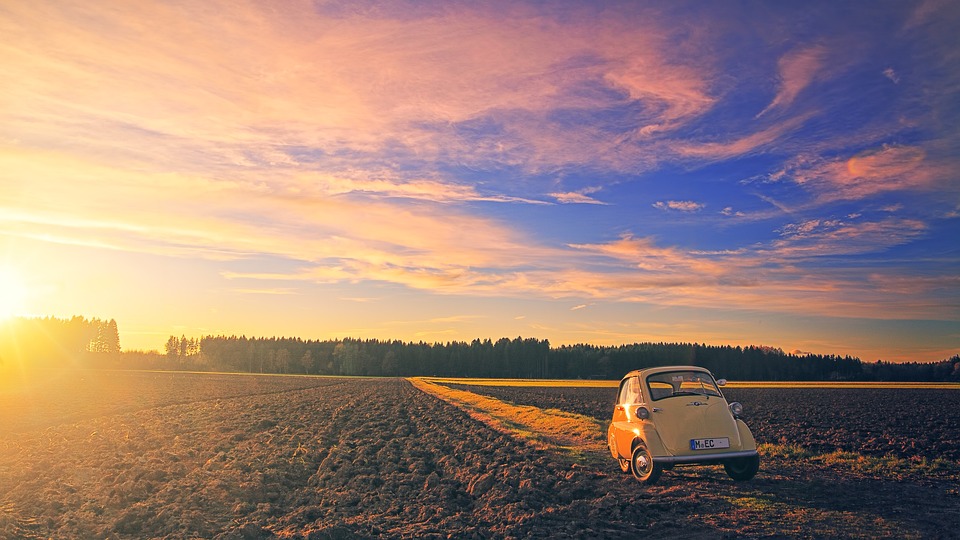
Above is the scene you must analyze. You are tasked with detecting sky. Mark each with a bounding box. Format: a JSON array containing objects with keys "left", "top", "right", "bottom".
[{"left": 1, "top": 0, "right": 958, "bottom": 363}]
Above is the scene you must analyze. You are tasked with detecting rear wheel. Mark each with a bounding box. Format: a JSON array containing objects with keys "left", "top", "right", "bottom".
[
  {"left": 617, "top": 458, "right": 630, "bottom": 473},
  {"left": 630, "top": 444, "right": 662, "bottom": 484},
  {"left": 724, "top": 454, "right": 760, "bottom": 481}
]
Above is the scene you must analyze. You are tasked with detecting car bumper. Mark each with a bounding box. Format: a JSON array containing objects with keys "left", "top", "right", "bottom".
[{"left": 654, "top": 449, "right": 758, "bottom": 465}]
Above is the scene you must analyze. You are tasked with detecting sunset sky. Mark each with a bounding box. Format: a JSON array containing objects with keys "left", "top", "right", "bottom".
[{"left": 1, "top": 1, "right": 958, "bottom": 362}]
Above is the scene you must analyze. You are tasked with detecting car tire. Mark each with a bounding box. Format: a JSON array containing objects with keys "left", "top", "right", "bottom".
[
  {"left": 617, "top": 458, "right": 631, "bottom": 473},
  {"left": 723, "top": 454, "right": 760, "bottom": 481},
  {"left": 630, "top": 443, "right": 662, "bottom": 484}
]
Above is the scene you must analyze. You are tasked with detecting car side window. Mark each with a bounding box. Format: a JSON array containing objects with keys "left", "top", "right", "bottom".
[
  {"left": 617, "top": 379, "right": 631, "bottom": 404},
  {"left": 622, "top": 376, "right": 640, "bottom": 404},
  {"left": 620, "top": 377, "right": 640, "bottom": 403}
]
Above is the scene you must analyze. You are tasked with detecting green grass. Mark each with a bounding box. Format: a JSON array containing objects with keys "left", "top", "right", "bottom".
[
  {"left": 724, "top": 494, "right": 779, "bottom": 511},
  {"left": 759, "top": 442, "right": 960, "bottom": 479}
]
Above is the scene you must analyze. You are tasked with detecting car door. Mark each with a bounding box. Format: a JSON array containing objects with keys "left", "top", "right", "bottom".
[{"left": 609, "top": 375, "right": 641, "bottom": 459}]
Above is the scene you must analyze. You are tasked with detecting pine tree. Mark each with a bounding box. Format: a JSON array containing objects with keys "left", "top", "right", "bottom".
[{"left": 104, "top": 319, "right": 121, "bottom": 353}]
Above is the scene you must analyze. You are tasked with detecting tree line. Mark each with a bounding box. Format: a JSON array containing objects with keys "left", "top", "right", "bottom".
[
  {"left": 0, "top": 316, "right": 120, "bottom": 370},
  {"left": 155, "top": 334, "right": 960, "bottom": 382},
  {"left": 2, "top": 316, "right": 958, "bottom": 381}
]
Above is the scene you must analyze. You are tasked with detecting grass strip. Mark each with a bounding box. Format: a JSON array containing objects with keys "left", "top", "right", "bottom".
[
  {"left": 419, "top": 377, "right": 618, "bottom": 387},
  {"left": 759, "top": 442, "right": 960, "bottom": 480},
  {"left": 419, "top": 377, "right": 960, "bottom": 390},
  {"left": 409, "top": 377, "right": 608, "bottom": 465}
]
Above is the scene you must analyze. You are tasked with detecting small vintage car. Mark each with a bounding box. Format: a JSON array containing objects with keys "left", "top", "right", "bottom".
[{"left": 607, "top": 365, "right": 760, "bottom": 484}]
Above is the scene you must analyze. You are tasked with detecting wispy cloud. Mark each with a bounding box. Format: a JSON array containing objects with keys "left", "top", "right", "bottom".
[
  {"left": 772, "top": 217, "right": 928, "bottom": 257},
  {"left": 653, "top": 200, "right": 705, "bottom": 212},
  {"left": 0, "top": 146, "right": 550, "bottom": 273},
  {"left": 720, "top": 207, "right": 745, "bottom": 217},
  {"left": 673, "top": 113, "right": 812, "bottom": 160},
  {"left": 569, "top": 233, "right": 727, "bottom": 276},
  {"left": 551, "top": 188, "right": 607, "bottom": 205},
  {"left": 782, "top": 145, "right": 944, "bottom": 202},
  {"left": 2, "top": 1, "right": 956, "bottom": 359},
  {"left": 0, "top": 1, "right": 728, "bottom": 194},
  {"left": 757, "top": 45, "right": 827, "bottom": 118}
]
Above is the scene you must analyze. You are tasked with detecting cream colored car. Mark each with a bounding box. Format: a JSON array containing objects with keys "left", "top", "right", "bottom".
[{"left": 608, "top": 366, "right": 760, "bottom": 484}]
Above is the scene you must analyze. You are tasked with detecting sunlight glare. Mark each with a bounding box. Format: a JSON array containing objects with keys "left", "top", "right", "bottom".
[{"left": 0, "top": 266, "right": 28, "bottom": 320}]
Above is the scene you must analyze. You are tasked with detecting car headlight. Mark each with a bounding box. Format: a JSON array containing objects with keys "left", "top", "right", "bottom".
[
  {"left": 729, "top": 402, "right": 744, "bottom": 418},
  {"left": 635, "top": 406, "right": 650, "bottom": 420}
]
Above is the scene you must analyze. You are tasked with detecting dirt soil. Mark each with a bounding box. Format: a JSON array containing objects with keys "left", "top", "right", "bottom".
[{"left": 2, "top": 371, "right": 958, "bottom": 539}]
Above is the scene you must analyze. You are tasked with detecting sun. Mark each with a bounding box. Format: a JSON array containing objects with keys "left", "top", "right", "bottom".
[{"left": 0, "top": 266, "right": 28, "bottom": 320}]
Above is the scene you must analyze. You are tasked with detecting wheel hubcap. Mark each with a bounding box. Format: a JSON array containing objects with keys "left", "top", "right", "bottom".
[{"left": 635, "top": 453, "right": 650, "bottom": 473}]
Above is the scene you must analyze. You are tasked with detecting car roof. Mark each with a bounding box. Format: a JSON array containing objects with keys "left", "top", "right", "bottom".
[{"left": 619, "top": 365, "right": 713, "bottom": 381}]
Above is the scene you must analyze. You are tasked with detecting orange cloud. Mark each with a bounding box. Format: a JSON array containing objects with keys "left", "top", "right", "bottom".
[
  {"left": 0, "top": 145, "right": 547, "bottom": 274},
  {"left": 4, "top": 141, "right": 950, "bottom": 324},
  {"left": 603, "top": 51, "right": 716, "bottom": 134},
  {"left": 569, "top": 234, "right": 729, "bottom": 277},
  {"left": 1, "top": 1, "right": 722, "bottom": 180},
  {"left": 2, "top": 2, "right": 954, "bottom": 334},
  {"left": 786, "top": 145, "right": 945, "bottom": 201}
]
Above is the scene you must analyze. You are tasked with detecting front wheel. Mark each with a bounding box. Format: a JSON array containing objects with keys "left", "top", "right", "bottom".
[
  {"left": 724, "top": 454, "right": 760, "bottom": 481},
  {"left": 631, "top": 444, "right": 662, "bottom": 484}
]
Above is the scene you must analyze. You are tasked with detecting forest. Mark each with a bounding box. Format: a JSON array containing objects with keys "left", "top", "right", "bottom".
[
  {"left": 2, "top": 316, "right": 958, "bottom": 381},
  {"left": 0, "top": 316, "right": 120, "bottom": 368}
]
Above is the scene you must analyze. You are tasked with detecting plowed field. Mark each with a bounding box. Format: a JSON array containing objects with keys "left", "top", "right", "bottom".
[{"left": 1, "top": 371, "right": 958, "bottom": 539}]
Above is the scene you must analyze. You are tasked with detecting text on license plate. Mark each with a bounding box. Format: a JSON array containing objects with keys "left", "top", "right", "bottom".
[{"left": 690, "top": 438, "right": 730, "bottom": 451}]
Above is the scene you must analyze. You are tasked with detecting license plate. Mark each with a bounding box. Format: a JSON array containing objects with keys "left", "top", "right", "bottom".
[{"left": 690, "top": 438, "right": 730, "bottom": 451}]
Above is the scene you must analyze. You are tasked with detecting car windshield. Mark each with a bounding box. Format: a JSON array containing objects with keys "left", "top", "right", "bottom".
[{"left": 645, "top": 370, "right": 722, "bottom": 400}]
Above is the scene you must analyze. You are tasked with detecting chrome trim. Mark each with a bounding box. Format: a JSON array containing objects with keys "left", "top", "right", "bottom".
[{"left": 653, "top": 450, "right": 758, "bottom": 465}]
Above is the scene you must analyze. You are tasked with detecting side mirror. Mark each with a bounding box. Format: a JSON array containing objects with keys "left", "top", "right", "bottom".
[{"left": 716, "top": 379, "right": 727, "bottom": 387}]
